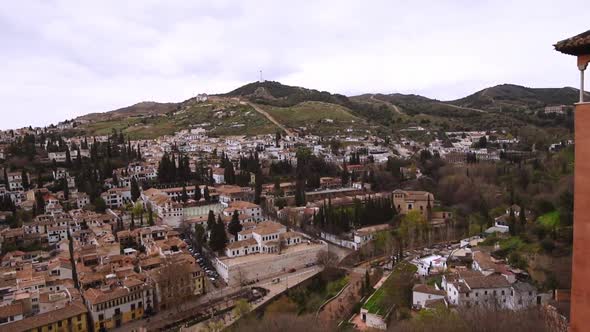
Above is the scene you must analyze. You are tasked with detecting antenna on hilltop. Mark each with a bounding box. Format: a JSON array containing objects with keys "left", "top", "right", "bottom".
[{"left": 259, "top": 70, "right": 263, "bottom": 83}]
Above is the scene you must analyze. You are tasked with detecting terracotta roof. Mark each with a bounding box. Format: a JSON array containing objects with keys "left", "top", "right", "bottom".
[
  {"left": 3, "top": 301, "right": 87, "bottom": 332},
  {"left": 554, "top": 30, "right": 590, "bottom": 56},
  {"left": 228, "top": 201, "right": 259, "bottom": 209},
  {"left": 413, "top": 284, "right": 446, "bottom": 296},
  {"left": 84, "top": 283, "right": 141, "bottom": 305},
  {"left": 0, "top": 302, "right": 24, "bottom": 318},
  {"left": 227, "top": 238, "right": 258, "bottom": 250},
  {"left": 464, "top": 274, "right": 511, "bottom": 289}
]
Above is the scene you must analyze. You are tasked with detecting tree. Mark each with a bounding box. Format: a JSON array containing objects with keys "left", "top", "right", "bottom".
[
  {"left": 233, "top": 299, "right": 251, "bottom": 319},
  {"left": 518, "top": 203, "right": 527, "bottom": 234},
  {"left": 130, "top": 213, "right": 136, "bottom": 230},
  {"left": 195, "top": 184, "right": 202, "bottom": 201},
  {"left": 62, "top": 177, "right": 70, "bottom": 200},
  {"left": 94, "top": 197, "right": 107, "bottom": 213},
  {"left": 508, "top": 207, "right": 517, "bottom": 236},
  {"left": 275, "top": 131, "right": 282, "bottom": 148},
  {"left": 228, "top": 210, "right": 243, "bottom": 240},
  {"left": 254, "top": 171, "right": 263, "bottom": 204},
  {"left": 194, "top": 224, "right": 206, "bottom": 251},
  {"left": 21, "top": 169, "right": 29, "bottom": 190},
  {"left": 295, "top": 178, "right": 306, "bottom": 207},
  {"left": 316, "top": 250, "right": 339, "bottom": 269},
  {"left": 204, "top": 185, "right": 211, "bottom": 202},
  {"left": 181, "top": 185, "right": 189, "bottom": 203},
  {"left": 65, "top": 149, "right": 72, "bottom": 168},
  {"left": 209, "top": 215, "right": 228, "bottom": 252},
  {"left": 130, "top": 178, "right": 141, "bottom": 202},
  {"left": 206, "top": 210, "right": 216, "bottom": 231},
  {"left": 133, "top": 202, "right": 144, "bottom": 224},
  {"left": 147, "top": 205, "right": 155, "bottom": 226}
]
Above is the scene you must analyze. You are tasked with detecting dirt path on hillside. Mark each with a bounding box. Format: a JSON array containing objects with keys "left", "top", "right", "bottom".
[
  {"left": 246, "top": 101, "right": 295, "bottom": 136},
  {"left": 436, "top": 102, "right": 486, "bottom": 113},
  {"left": 370, "top": 94, "right": 404, "bottom": 115}
]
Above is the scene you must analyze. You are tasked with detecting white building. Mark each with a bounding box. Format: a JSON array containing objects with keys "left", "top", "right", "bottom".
[{"left": 412, "top": 284, "right": 447, "bottom": 309}]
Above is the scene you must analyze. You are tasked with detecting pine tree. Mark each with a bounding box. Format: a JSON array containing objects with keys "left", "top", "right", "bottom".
[{"left": 228, "top": 210, "right": 243, "bottom": 240}]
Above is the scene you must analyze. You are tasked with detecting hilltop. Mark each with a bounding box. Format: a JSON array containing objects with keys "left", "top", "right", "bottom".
[{"left": 69, "top": 81, "right": 580, "bottom": 139}]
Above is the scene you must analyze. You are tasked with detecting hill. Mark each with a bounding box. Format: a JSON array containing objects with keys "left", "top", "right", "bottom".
[
  {"left": 76, "top": 101, "right": 178, "bottom": 122},
  {"left": 257, "top": 101, "right": 372, "bottom": 136},
  {"left": 224, "top": 81, "right": 399, "bottom": 128},
  {"left": 69, "top": 81, "right": 581, "bottom": 139},
  {"left": 76, "top": 98, "right": 278, "bottom": 139},
  {"left": 449, "top": 84, "right": 587, "bottom": 111}
]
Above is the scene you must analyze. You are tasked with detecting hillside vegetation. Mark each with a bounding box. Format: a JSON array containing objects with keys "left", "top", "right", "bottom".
[
  {"left": 70, "top": 81, "right": 580, "bottom": 139},
  {"left": 257, "top": 101, "right": 371, "bottom": 136},
  {"left": 77, "top": 99, "right": 277, "bottom": 139}
]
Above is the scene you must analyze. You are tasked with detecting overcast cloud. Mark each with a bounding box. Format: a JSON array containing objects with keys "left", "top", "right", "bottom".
[{"left": 0, "top": 0, "right": 587, "bottom": 129}]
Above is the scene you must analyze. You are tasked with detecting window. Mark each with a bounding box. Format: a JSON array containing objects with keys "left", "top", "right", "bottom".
[
  {"left": 476, "top": 292, "right": 479, "bottom": 297},
  {"left": 99, "top": 314, "right": 104, "bottom": 321},
  {"left": 485, "top": 291, "right": 488, "bottom": 295}
]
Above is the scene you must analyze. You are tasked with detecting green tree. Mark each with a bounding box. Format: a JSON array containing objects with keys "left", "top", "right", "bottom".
[
  {"left": 194, "top": 224, "right": 206, "bottom": 251},
  {"left": 181, "top": 185, "right": 189, "bottom": 203},
  {"left": 130, "top": 178, "right": 141, "bottom": 202},
  {"left": 209, "top": 215, "right": 228, "bottom": 252},
  {"left": 147, "top": 205, "right": 155, "bottom": 226},
  {"left": 204, "top": 185, "right": 210, "bottom": 202},
  {"left": 228, "top": 210, "right": 243, "bottom": 240},
  {"left": 206, "top": 210, "right": 216, "bottom": 231},
  {"left": 94, "top": 197, "right": 107, "bottom": 213},
  {"left": 195, "top": 184, "right": 202, "bottom": 201},
  {"left": 254, "top": 171, "right": 263, "bottom": 204}
]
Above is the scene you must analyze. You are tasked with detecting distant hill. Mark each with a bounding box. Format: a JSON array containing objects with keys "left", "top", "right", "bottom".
[
  {"left": 76, "top": 101, "right": 178, "bottom": 122},
  {"left": 67, "top": 81, "right": 581, "bottom": 139},
  {"left": 449, "top": 84, "right": 587, "bottom": 111},
  {"left": 224, "top": 81, "right": 398, "bottom": 128}
]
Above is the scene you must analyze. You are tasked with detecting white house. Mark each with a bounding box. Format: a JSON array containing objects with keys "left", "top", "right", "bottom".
[
  {"left": 411, "top": 254, "right": 447, "bottom": 277},
  {"left": 412, "top": 284, "right": 447, "bottom": 309}
]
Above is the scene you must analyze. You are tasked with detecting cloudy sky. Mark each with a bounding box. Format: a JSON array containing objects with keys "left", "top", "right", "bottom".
[{"left": 0, "top": 0, "right": 587, "bottom": 129}]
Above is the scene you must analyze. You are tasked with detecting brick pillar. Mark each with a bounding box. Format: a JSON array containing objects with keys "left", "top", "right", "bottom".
[{"left": 571, "top": 102, "right": 590, "bottom": 331}]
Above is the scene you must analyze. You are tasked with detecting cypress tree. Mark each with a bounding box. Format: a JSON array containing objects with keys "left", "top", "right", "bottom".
[
  {"left": 204, "top": 186, "right": 210, "bottom": 202},
  {"left": 228, "top": 210, "right": 243, "bottom": 240},
  {"left": 195, "top": 183, "right": 202, "bottom": 201}
]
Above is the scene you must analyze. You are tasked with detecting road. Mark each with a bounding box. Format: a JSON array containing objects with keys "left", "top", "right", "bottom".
[{"left": 245, "top": 101, "right": 295, "bottom": 136}]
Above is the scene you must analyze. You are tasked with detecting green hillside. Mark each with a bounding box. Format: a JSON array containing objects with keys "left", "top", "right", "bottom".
[
  {"left": 257, "top": 101, "right": 371, "bottom": 135},
  {"left": 78, "top": 100, "right": 277, "bottom": 139}
]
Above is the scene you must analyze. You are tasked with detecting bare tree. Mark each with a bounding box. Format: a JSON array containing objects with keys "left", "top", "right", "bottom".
[{"left": 316, "top": 250, "right": 339, "bottom": 269}]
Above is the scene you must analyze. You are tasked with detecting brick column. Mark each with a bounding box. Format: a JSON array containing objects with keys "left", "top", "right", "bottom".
[{"left": 571, "top": 102, "right": 590, "bottom": 332}]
